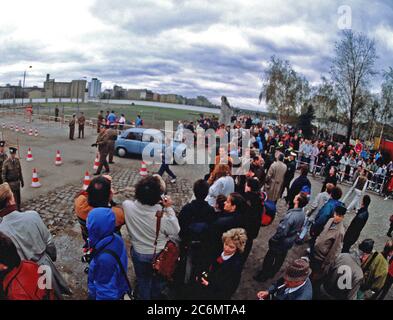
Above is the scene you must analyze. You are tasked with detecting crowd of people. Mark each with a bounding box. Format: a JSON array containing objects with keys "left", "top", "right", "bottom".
[{"left": 0, "top": 114, "right": 393, "bottom": 301}]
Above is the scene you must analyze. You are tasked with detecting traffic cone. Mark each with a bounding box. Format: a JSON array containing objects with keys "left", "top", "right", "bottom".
[
  {"left": 140, "top": 161, "right": 148, "bottom": 176},
  {"left": 15, "top": 125, "right": 19, "bottom": 133},
  {"left": 82, "top": 171, "right": 91, "bottom": 190},
  {"left": 55, "top": 150, "right": 62, "bottom": 166},
  {"left": 26, "top": 148, "right": 34, "bottom": 162},
  {"left": 28, "top": 128, "right": 33, "bottom": 136},
  {"left": 31, "top": 168, "right": 41, "bottom": 188},
  {"left": 2, "top": 123, "right": 5, "bottom": 129},
  {"left": 10, "top": 124, "right": 14, "bottom": 131},
  {"left": 34, "top": 128, "right": 39, "bottom": 137},
  {"left": 22, "top": 126, "right": 26, "bottom": 134},
  {"left": 93, "top": 153, "right": 100, "bottom": 171}
]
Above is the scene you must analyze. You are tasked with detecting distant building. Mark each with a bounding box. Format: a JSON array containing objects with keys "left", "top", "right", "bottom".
[
  {"left": 44, "top": 74, "right": 86, "bottom": 101},
  {"left": 0, "top": 84, "right": 23, "bottom": 99},
  {"left": 126, "top": 89, "right": 154, "bottom": 100},
  {"left": 88, "top": 78, "right": 102, "bottom": 98},
  {"left": 113, "top": 85, "right": 126, "bottom": 99},
  {"left": 153, "top": 92, "right": 161, "bottom": 101},
  {"left": 27, "top": 87, "right": 45, "bottom": 99},
  {"left": 160, "top": 94, "right": 185, "bottom": 104}
]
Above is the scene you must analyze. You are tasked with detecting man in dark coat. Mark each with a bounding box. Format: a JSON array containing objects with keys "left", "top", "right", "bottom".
[
  {"left": 286, "top": 164, "right": 311, "bottom": 209},
  {"left": 342, "top": 195, "right": 370, "bottom": 253},
  {"left": 178, "top": 180, "right": 216, "bottom": 279},
  {"left": 241, "top": 178, "right": 264, "bottom": 262}
]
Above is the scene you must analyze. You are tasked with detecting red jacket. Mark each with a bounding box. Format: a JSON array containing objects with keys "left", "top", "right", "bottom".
[{"left": 2, "top": 261, "right": 55, "bottom": 300}]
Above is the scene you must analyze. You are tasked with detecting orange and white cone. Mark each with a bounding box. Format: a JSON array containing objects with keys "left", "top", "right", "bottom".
[
  {"left": 2, "top": 123, "right": 5, "bottom": 129},
  {"left": 10, "top": 124, "right": 14, "bottom": 131},
  {"left": 93, "top": 153, "right": 100, "bottom": 171},
  {"left": 82, "top": 171, "right": 91, "bottom": 190},
  {"left": 31, "top": 168, "right": 41, "bottom": 188},
  {"left": 26, "top": 148, "right": 34, "bottom": 162},
  {"left": 34, "top": 128, "right": 39, "bottom": 137},
  {"left": 140, "top": 161, "right": 148, "bottom": 176},
  {"left": 28, "top": 128, "right": 33, "bottom": 136},
  {"left": 15, "top": 125, "right": 19, "bottom": 133},
  {"left": 22, "top": 126, "right": 26, "bottom": 134},
  {"left": 55, "top": 150, "right": 62, "bottom": 166}
]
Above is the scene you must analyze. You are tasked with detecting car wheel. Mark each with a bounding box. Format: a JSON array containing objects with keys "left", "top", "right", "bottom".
[{"left": 117, "top": 147, "right": 127, "bottom": 158}]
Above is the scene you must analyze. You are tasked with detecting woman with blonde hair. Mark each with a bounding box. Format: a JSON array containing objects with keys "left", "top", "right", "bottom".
[
  {"left": 206, "top": 164, "right": 234, "bottom": 208},
  {"left": 195, "top": 228, "right": 247, "bottom": 299}
]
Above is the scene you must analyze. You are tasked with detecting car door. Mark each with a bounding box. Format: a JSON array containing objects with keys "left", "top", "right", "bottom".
[{"left": 124, "top": 131, "right": 143, "bottom": 154}]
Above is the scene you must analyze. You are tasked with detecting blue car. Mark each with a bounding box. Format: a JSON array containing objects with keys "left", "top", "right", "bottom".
[{"left": 115, "top": 128, "right": 187, "bottom": 164}]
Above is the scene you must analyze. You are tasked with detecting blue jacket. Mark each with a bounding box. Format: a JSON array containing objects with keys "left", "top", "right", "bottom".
[
  {"left": 268, "top": 208, "right": 305, "bottom": 252},
  {"left": 107, "top": 113, "right": 117, "bottom": 123},
  {"left": 312, "top": 199, "right": 344, "bottom": 235},
  {"left": 87, "top": 208, "right": 129, "bottom": 300}
]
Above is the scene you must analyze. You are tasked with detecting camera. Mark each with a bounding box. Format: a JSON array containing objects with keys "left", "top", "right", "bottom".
[{"left": 201, "top": 271, "right": 209, "bottom": 281}]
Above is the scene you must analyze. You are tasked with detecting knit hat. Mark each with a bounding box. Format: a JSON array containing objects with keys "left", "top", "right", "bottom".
[
  {"left": 0, "top": 183, "right": 13, "bottom": 202},
  {"left": 359, "top": 239, "right": 374, "bottom": 254},
  {"left": 284, "top": 258, "right": 311, "bottom": 282}
]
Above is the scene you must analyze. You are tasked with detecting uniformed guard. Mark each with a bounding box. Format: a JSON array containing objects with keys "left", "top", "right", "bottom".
[
  {"left": 2, "top": 146, "right": 24, "bottom": 210},
  {"left": 92, "top": 126, "right": 110, "bottom": 175},
  {"left": 0, "top": 141, "right": 8, "bottom": 184},
  {"left": 106, "top": 125, "right": 118, "bottom": 164},
  {"left": 78, "top": 112, "right": 86, "bottom": 139},
  {"left": 69, "top": 114, "right": 76, "bottom": 140}
]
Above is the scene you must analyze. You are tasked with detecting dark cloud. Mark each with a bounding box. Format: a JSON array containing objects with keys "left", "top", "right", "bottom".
[
  {"left": 90, "top": 0, "right": 221, "bottom": 35},
  {"left": 1, "top": 0, "right": 393, "bottom": 108}
]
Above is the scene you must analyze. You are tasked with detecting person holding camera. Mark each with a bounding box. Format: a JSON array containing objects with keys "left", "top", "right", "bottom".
[
  {"left": 123, "top": 176, "right": 180, "bottom": 300},
  {"left": 194, "top": 228, "right": 247, "bottom": 300}
]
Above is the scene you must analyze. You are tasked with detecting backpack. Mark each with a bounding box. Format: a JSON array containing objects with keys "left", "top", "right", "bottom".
[
  {"left": 260, "top": 192, "right": 277, "bottom": 227},
  {"left": 3, "top": 261, "right": 55, "bottom": 300}
]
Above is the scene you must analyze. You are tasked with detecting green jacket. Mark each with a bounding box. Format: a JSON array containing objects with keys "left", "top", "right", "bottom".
[{"left": 361, "top": 252, "right": 388, "bottom": 292}]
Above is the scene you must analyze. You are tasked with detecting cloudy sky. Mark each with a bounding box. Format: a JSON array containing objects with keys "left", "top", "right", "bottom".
[{"left": 0, "top": 0, "right": 392, "bottom": 109}]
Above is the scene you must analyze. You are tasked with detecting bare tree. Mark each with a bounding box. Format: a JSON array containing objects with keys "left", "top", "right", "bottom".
[
  {"left": 259, "top": 56, "right": 309, "bottom": 123},
  {"left": 379, "top": 67, "right": 393, "bottom": 142},
  {"left": 330, "top": 30, "right": 378, "bottom": 144},
  {"left": 312, "top": 77, "right": 338, "bottom": 121}
]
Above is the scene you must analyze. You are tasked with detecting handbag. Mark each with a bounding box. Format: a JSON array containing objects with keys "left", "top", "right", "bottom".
[{"left": 152, "top": 210, "right": 180, "bottom": 281}]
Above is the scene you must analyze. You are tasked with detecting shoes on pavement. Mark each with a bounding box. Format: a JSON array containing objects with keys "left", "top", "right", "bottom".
[
  {"left": 109, "top": 162, "right": 115, "bottom": 164},
  {"left": 170, "top": 178, "right": 177, "bottom": 183},
  {"left": 93, "top": 172, "right": 101, "bottom": 176}
]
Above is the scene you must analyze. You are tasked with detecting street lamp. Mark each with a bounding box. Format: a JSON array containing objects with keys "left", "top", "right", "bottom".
[
  {"left": 21, "top": 66, "right": 32, "bottom": 107},
  {"left": 76, "top": 76, "right": 87, "bottom": 114}
]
